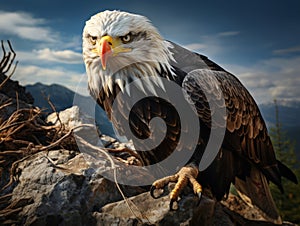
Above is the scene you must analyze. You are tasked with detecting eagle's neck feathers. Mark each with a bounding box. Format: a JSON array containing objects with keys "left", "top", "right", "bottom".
[{"left": 87, "top": 40, "right": 175, "bottom": 100}]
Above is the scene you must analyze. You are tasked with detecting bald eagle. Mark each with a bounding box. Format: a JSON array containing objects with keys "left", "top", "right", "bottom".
[{"left": 82, "top": 10, "right": 297, "bottom": 223}]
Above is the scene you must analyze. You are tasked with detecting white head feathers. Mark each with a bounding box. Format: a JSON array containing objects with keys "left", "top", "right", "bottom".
[{"left": 82, "top": 10, "right": 174, "bottom": 98}]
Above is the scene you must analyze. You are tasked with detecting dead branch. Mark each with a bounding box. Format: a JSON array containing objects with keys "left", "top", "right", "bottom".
[
  {"left": 0, "top": 93, "right": 147, "bottom": 223},
  {"left": 0, "top": 100, "right": 12, "bottom": 111},
  {"left": 0, "top": 108, "right": 40, "bottom": 134},
  {"left": 0, "top": 40, "right": 19, "bottom": 90},
  {"left": 44, "top": 94, "right": 65, "bottom": 141},
  {"left": 38, "top": 124, "right": 88, "bottom": 152},
  {"left": 75, "top": 135, "right": 148, "bottom": 224},
  {"left": 0, "top": 40, "right": 17, "bottom": 74},
  {"left": 106, "top": 147, "right": 142, "bottom": 163},
  {"left": 0, "top": 106, "right": 74, "bottom": 192}
]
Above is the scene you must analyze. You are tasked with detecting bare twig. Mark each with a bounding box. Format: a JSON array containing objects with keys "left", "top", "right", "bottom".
[
  {"left": 106, "top": 147, "right": 142, "bottom": 163},
  {"left": 15, "top": 91, "right": 19, "bottom": 111},
  {"left": 0, "top": 98, "right": 150, "bottom": 223},
  {"left": 0, "top": 40, "right": 7, "bottom": 68},
  {"left": 38, "top": 125, "right": 75, "bottom": 151},
  {"left": 44, "top": 94, "right": 64, "bottom": 141},
  {"left": 0, "top": 207, "right": 23, "bottom": 217},
  {"left": 0, "top": 108, "right": 40, "bottom": 133},
  {"left": 43, "top": 155, "right": 69, "bottom": 171},
  {"left": 0, "top": 69, "right": 13, "bottom": 90},
  {"left": 0, "top": 40, "right": 17, "bottom": 74},
  {"left": 1, "top": 155, "right": 32, "bottom": 191},
  {"left": 4, "top": 40, "right": 17, "bottom": 74},
  {"left": 0, "top": 150, "right": 24, "bottom": 156},
  {"left": 0, "top": 100, "right": 13, "bottom": 111},
  {"left": 75, "top": 134, "right": 149, "bottom": 224},
  {"left": 0, "top": 193, "right": 12, "bottom": 205},
  {"left": 0, "top": 40, "right": 18, "bottom": 90},
  {"left": 0, "top": 124, "right": 89, "bottom": 191}
]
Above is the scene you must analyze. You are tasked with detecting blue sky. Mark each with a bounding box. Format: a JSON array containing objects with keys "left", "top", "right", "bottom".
[{"left": 0, "top": 0, "right": 300, "bottom": 104}]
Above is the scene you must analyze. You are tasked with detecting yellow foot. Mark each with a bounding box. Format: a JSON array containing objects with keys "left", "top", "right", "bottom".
[{"left": 150, "top": 165, "right": 202, "bottom": 210}]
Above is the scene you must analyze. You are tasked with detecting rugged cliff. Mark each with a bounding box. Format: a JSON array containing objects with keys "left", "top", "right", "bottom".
[{"left": 0, "top": 74, "right": 297, "bottom": 226}]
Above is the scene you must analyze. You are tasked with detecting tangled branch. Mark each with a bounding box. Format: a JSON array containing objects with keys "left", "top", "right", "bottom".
[
  {"left": 0, "top": 106, "right": 80, "bottom": 193},
  {"left": 0, "top": 40, "right": 18, "bottom": 90}
]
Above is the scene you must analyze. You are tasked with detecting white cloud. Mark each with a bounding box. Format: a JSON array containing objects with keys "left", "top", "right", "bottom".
[
  {"left": 0, "top": 11, "right": 57, "bottom": 42},
  {"left": 182, "top": 40, "right": 222, "bottom": 57},
  {"left": 217, "top": 31, "right": 240, "bottom": 37},
  {"left": 225, "top": 56, "right": 300, "bottom": 104},
  {"left": 0, "top": 11, "right": 87, "bottom": 95},
  {"left": 14, "top": 65, "right": 88, "bottom": 95},
  {"left": 63, "top": 36, "right": 83, "bottom": 51},
  {"left": 17, "top": 48, "right": 82, "bottom": 65},
  {"left": 2, "top": 10, "right": 297, "bottom": 106},
  {"left": 183, "top": 30, "right": 240, "bottom": 57},
  {"left": 273, "top": 46, "right": 300, "bottom": 55},
  {"left": 34, "top": 48, "right": 82, "bottom": 64},
  {"left": 183, "top": 43, "right": 207, "bottom": 51},
  {"left": 174, "top": 29, "right": 300, "bottom": 105}
]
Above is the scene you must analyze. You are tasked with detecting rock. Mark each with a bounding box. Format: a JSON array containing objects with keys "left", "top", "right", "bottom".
[
  {"left": 1, "top": 104, "right": 298, "bottom": 226},
  {"left": 46, "top": 106, "right": 95, "bottom": 130},
  {"left": 46, "top": 105, "right": 102, "bottom": 146},
  {"left": 94, "top": 191, "right": 217, "bottom": 226},
  {"left": 0, "top": 73, "right": 34, "bottom": 105},
  {"left": 94, "top": 188, "right": 232, "bottom": 226},
  {"left": 0, "top": 80, "right": 46, "bottom": 198},
  {"left": 46, "top": 105, "right": 141, "bottom": 167},
  {"left": 0, "top": 149, "right": 146, "bottom": 225},
  {"left": 94, "top": 189, "right": 297, "bottom": 226}
]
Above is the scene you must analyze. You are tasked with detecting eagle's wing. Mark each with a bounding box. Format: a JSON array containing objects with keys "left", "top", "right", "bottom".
[
  {"left": 179, "top": 67, "right": 282, "bottom": 222},
  {"left": 169, "top": 42, "right": 295, "bottom": 223},
  {"left": 170, "top": 41, "right": 282, "bottom": 185}
]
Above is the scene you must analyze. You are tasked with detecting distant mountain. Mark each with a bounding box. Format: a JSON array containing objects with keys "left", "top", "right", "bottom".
[
  {"left": 26, "top": 83, "right": 115, "bottom": 137},
  {"left": 259, "top": 101, "right": 300, "bottom": 128},
  {"left": 26, "top": 83, "right": 76, "bottom": 112},
  {"left": 26, "top": 83, "right": 300, "bottom": 158}
]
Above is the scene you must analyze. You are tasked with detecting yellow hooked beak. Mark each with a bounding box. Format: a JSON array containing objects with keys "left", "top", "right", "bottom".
[{"left": 92, "top": 35, "right": 131, "bottom": 70}]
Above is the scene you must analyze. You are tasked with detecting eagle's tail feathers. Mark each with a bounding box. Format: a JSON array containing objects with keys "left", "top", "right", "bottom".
[
  {"left": 234, "top": 167, "right": 282, "bottom": 225},
  {"left": 277, "top": 160, "right": 298, "bottom": 184}
]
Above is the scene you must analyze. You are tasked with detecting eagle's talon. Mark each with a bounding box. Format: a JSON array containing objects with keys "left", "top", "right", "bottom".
[
  {"left": 150, "top": 165, "right": 201, "bottom": 210},
  {"left": 197, "top": 192, "right": 202, "bottom": 206},
  {"left": 150, "top": 185, "right": 164, "bottom": 199},
  {"left": 197, "top": 191, "right": 202, "bottom": 200},
  {"left": 170, "top": 199, "right": 178, "bottom": 211},
  {"left": 150, "top": 185, "right": 157, "bottom": 198}
]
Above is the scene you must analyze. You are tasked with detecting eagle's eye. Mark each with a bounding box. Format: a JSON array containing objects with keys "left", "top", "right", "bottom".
[
  {"left": 120, "top": 33, "right": 132, "bottom": 44},
  {"left": 89, "top": 35, "right": 97, "bottom": 45}
]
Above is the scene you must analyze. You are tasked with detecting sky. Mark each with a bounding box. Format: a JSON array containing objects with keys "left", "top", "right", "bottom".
[{"left": 0, "top": 0, "right": 300, "bottom": 104}]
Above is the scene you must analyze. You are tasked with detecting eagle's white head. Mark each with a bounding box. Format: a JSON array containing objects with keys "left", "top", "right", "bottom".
[{"left": 82, "top": 10, "right": 174, "bottom": 98}]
